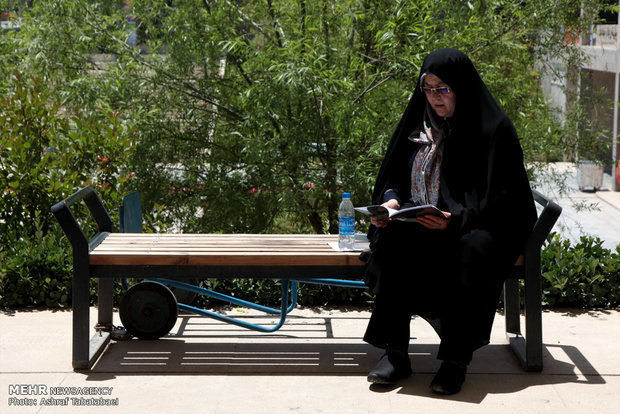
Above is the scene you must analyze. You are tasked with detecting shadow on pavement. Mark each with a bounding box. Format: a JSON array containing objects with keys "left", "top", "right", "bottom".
[
  {"left": 380, "top": 343, "right": 605, "bottom": 404},
  {"left": 82, "top": 314, "right": 605, "bottom": 404}
]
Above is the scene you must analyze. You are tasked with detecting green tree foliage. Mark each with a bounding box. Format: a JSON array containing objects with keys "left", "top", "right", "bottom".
[
  {"left": 0, "top": 72, "right": 136, "bottom": 241},
  {"left": 1, "top": 0, "right": 606, "bottom": 235}
]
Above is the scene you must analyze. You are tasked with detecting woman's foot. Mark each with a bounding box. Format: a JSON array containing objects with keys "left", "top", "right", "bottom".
[
  {"left": 367, "top": 350, "right": 412, "bottom": 384},
  {"left": 430, "top": 360, "right": 467, "bottom": 395}
]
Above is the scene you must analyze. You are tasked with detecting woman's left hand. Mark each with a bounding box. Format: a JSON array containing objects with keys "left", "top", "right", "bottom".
[{"left": 416, "top": 211, "right": 451, "bottom": 230}]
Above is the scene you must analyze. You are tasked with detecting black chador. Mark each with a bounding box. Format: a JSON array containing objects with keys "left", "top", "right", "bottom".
[{"left": 362, "top": 48, "right": 538, "bottom": 365}]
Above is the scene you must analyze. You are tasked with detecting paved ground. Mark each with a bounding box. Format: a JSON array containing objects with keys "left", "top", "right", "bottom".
[
  {"left": 534, "top": 162, "right": 620, "bottom": 250},
  {"left": 1, "top": 307, "right": 618, "bottom": 414}
]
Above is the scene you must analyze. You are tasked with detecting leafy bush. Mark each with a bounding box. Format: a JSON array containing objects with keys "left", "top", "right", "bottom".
[
  {"left": 0, "top": 225, "right": 72, "bottom": 308},
  {"left": 0, "top": 71, "right": 137, "bottom": 309},
  {"left": 0, "top": 71, "right": 136, "bottom": 243},
  {"left": 0, "top": 225, "right": 129, "bottom": 309},
  {"left": 541, "top": 234, "right": 620, "bottom": 308}
]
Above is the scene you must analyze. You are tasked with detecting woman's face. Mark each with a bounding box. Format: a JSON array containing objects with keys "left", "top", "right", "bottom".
[{"left": 422, "top": 74, "right": 456, "bottom": 118}]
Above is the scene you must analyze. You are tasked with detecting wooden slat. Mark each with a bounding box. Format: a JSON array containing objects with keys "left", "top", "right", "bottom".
[{"left": 89, "top": 233, "right": 366, "bottom": 267}]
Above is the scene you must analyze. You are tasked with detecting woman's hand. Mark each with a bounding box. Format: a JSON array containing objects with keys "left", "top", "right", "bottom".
[
  {"left": 416, "top": 211, "right": 451, "bottom": 230},
  {"left": 370, "top": 199, "right": 400, "bottom": 228}
]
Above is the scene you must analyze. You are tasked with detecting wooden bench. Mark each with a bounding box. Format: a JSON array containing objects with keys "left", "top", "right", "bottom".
[{"left": 52, "top": 185, "right": 560, "bottom": 371}]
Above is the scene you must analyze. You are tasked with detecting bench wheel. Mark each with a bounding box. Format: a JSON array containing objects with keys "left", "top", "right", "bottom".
[{"left": 119, "top": 281, "right": 178, "bottom": 340}]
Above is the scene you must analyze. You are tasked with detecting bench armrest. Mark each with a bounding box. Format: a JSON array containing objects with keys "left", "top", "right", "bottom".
[
  {"left": 526, "top": 189, "right": 563, "bottom": 257},
  {"left": 51, "top": 185, "right": 114, "bottom": 251}
]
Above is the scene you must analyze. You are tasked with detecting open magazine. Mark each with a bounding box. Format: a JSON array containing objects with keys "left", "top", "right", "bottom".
[{"left": 354, "top": 204, "right": 447, "bottom": 221}]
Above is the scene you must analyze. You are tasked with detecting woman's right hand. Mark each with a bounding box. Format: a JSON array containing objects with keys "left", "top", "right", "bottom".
[{"left": 370, "top": 199, "right": 400, "bottom": 228}]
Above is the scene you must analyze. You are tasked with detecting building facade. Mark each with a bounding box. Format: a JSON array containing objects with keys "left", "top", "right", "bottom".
[{"left": 543, "top": 6, "right": 620, "bottom": 191}]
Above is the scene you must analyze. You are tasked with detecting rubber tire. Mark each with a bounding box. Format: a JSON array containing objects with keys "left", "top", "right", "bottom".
[{"left": 119, "top": 281, "right": 178, "bottom": 340}]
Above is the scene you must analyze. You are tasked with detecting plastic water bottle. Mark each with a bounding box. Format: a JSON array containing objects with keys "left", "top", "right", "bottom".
[{"left": 338, "top": 192, "right": 355, "bottom": 250}]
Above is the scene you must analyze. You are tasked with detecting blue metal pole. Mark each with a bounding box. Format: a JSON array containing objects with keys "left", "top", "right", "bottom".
[
  {"left": 149, "top": 278, "right": 297, "bottom": 315},
  {"left": 175, "top": 279, "right": 291, "bottom": 333},
  {"left": 297, "top": 278, "right": 367, "bottom": 289}
]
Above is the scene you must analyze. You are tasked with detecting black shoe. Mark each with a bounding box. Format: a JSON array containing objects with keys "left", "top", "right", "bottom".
[
  {"left": 430, "top": 360, "right": 467, "bottom": 395},
  {"left": 367, "top": 350, "right": 412, "bottom": 384}
]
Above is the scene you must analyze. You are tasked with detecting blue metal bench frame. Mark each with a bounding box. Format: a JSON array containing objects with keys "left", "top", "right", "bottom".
[{"left": 52, "top": 185, "right": 560, "bottom": 371}]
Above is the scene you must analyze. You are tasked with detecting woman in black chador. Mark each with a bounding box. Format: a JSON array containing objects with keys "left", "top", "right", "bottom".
[{"left": 362, "top": 48, "right": 537, "bottom": 395}]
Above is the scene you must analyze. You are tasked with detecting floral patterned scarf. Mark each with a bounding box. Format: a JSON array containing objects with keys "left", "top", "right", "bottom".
[{"left": 408, "top": 107, "right": 444, "bottom": 206}]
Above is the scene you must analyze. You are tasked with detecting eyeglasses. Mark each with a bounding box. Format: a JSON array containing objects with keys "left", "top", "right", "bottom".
[{"left": 421, "top": 86, "right": 452, "bottom": 95}]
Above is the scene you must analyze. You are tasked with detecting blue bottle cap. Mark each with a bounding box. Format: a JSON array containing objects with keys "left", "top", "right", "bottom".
[{"left": 342, "top": 192, "right": 351, "bottom": 198}]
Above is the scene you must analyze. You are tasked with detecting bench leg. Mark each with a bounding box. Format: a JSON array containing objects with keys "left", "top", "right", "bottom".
[
  {"left": 523, "top": 256, "right": 543, "bottom": 371},
  {"left": 505, "top": 278, "right": 529, "bottom": 371},
  {"left": 504, "top": 278, "right": 521, "bottom": 334},
  {"left": 505, "top": 260, "right": 543, "bottom": 372},
  {"left": 97, "top": 278, "right": 114, "bottom": 328},
  {"left": 504, "top": 278, "right": 543, "bottom": 371},
  {"left": 72, "top": 258, "right": 110, "bottom": 370},
  {"left": 72, "top": 256, "right": 91, "bottom": 370}
]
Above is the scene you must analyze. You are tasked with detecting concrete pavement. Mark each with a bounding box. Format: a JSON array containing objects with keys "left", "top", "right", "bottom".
[
  {"left": 1, "top": 307, "right": 619, "bottom": 414},
  {"left": 533, "top": 162, "right": 620, "bottom": 250}
]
